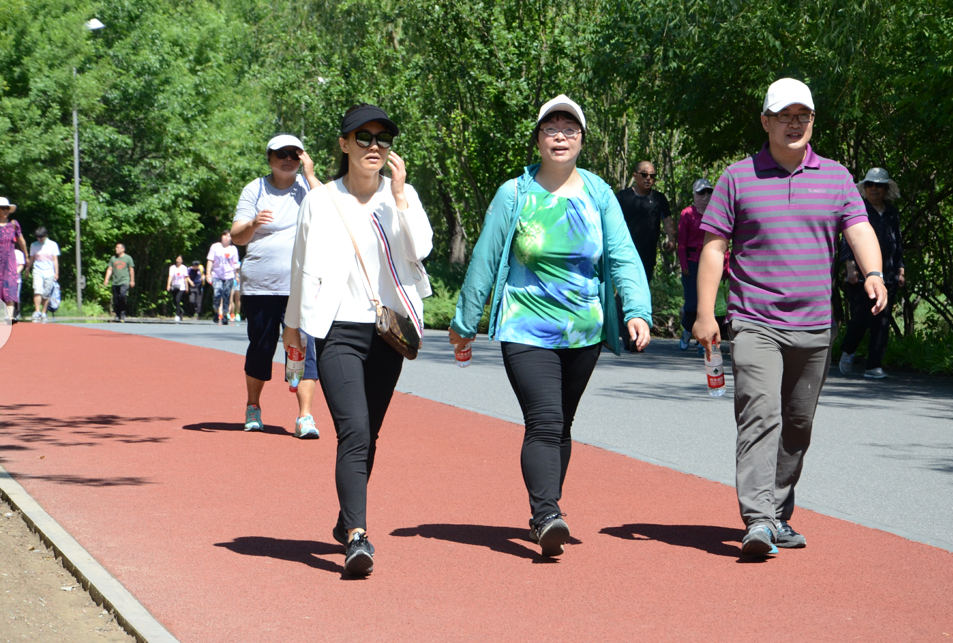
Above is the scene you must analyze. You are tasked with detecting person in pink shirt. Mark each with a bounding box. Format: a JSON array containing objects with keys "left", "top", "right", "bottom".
[
  {"left": 206, "top": 231, "right": 240, "bottom": 325},
  {"left": 677, "top": 179, "right": 713, "bottom": 350}
]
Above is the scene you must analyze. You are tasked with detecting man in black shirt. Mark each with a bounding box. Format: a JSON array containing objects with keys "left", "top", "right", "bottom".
[{"left": 615, "top": 161, "right": 676, "bottom": 283}]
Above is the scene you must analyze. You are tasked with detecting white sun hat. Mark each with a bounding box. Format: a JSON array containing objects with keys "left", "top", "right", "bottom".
[
  {"left": 537, "top": 94, "right": 587, "bottom": 130},
  {"left": 0, "top": 197, "right": 16, "bottom": 213},
  {"left": 763, "top": 78, "right": 815, "bottom": 114}
]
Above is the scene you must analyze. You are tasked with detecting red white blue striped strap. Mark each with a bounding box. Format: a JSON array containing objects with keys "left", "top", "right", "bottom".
[{"left": 370, "top": 212, "right": 423, "bottom": 338}]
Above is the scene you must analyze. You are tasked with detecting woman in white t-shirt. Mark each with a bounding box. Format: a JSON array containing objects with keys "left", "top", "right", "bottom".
[
  {"left": 283, "top": 104, "right": 433, "bottom": 575},
  {"left": 230, "top": 134, "right": 323, "bottom": 438},
  {"left": 166, "top": 255, "right": 190, "bottom": 321}
]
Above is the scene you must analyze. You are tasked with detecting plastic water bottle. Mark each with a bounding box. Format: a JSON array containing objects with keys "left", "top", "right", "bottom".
[
  {"left": 454, "top": 341, "right": 472, "bottom": 368},
  {"left": 286, "top": 345, "right": 305, "bottom": 392},
  {"left": 705, "top": 343, "right": 726, "bottom": 397}
]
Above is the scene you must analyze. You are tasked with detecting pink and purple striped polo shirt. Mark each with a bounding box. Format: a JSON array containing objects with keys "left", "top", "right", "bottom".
[{"left": 700, "top": 143, "right": 867, "bottom": 330}]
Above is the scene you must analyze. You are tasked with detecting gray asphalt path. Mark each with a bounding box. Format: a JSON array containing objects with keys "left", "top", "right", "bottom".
[{"left": 69, "top": 321, "right": 953, "bottom": 550}]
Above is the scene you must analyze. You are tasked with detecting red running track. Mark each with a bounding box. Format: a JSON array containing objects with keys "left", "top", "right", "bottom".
[{"left": 0, "top": 324, "right": 951, "bottom": 642}]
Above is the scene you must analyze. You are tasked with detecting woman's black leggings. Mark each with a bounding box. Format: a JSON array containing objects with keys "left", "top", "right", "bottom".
[
  {"left": 501, "top": 341, "right": 602, "bottom": 524},
  {"left": 172, "top": 288, "right": 186, "bottom": 317},
  {"left": 315, "top": 321, "right": 403, "bottom": 531}
]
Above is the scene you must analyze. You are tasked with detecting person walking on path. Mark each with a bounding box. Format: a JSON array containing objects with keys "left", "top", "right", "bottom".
[
  {"left": 187, "top": 260, "right": 204, "bottom": 318},
  {"left": 448, "top": 95, "right": 652, "bottom": 559},
  {"left": 104, "top": 243, "right": 135, "bottom": 322},
  {"left": 0, "top": 198, "right": 28, "bottom": 324},
  {"left": 838, "top": 168, "right": 904, "bottom": 379},
  {"left": 14, "top": 248, "right": 25, "bottom": 320},
  {"left": 692, "top": 78, "right": 887, "bottom": 557},
  {"left": 232, "top": 134, "right": 322, "bottom": 438},
  {"left": 26, "top": 226, "right": 59, "bottom": 323},
  {"left": 616, "top": 161, "right": 676, "bottom": 283},
  {"left": 228, "top": 262, "right": 242, "bottom": 323},
  {"left": 284, "top": 104, "right": 433, "bottom": 575},
  {"left": 677, "top": 179, "right": 713, "bottom": 351},
  {"left": 206, "top": 231, "right": 240, "bottom": 325},
  {"left": 166, "top": 255, "right": 189, "bottom": 322}
]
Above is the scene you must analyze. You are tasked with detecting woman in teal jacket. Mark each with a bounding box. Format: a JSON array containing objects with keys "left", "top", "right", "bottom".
[{"left": 448, "top": 95, "right": 652, "bottom": 557}]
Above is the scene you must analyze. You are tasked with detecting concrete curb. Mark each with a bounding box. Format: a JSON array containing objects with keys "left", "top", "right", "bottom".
[{"left": 0, "top": 465, "right": 180, "bottom": 643}]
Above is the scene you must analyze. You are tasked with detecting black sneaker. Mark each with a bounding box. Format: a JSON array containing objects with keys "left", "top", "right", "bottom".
[
  {"left": 775, "top": 521, "right": 807, "bottom": 548},
  {"left": 529, "top": 513, "right": 570, "bottom": 557},
  {"left": 344, "top": 532, "right": 374, "bottom": 575},
  {"left": 334, "top": 523, "right": 376, "bottom": 554}
]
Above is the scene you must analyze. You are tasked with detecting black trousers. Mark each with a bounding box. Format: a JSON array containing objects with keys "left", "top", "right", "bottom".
[
  {"left": 316, "top": 322, "right": 403, "bottom": 531},
  {"left": 501, "top": 341, "right": 602, "bottom": 524},
  {"left": 188, "top": 287, "right": 203, "bottom": 317},
  {"left": 841, "top": 282, "right": 898, "bottom": 370},
  {"left": 172, "top": 288, "right": 186, "bottom": 317},
  {"left": 112, "top": 285, "right": 129, "bottom": 317}
]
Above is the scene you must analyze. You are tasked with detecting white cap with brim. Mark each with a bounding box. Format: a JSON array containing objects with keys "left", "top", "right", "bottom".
[
  {"left": 266, "top": 134, "right": 305, "bottom": 152},
  {"left": 0, "top": 197, "right": 15, "bottom": 213},
  {"left": 763, "top": 78, "right": 815, "bottom": 114},
  {"left": 537, "top": 94, "right": 587, "bottom": 131}
]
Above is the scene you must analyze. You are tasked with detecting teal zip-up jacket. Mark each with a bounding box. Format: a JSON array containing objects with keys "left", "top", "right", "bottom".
[{"left": 450, "top": 164, "right": 652, "bottom": 356}]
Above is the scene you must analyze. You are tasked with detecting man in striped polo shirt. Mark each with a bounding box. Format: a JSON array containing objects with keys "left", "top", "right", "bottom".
[{"left": 693, "top": 78, "right": 887, "bottom": 556}]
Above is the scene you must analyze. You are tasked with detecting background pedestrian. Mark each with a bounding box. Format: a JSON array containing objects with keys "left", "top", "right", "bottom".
[
  {"left": 0, "top": 198, "right": 28, "bottom": 324},
  {"left": 206, "top": 231, "right": 239, "bottom": 325},
  {"left": 167, "top": 255, "right": 189, "bottom": 321},
  {"left": 26, "top": 226, "right": 58, "bottom": 323},
  {"left": 103, "top": 243, "right": 135, "bottom": 322},
  {"left": 677, "top": 178, "right": 713, "bottom": 351},
  {"left": 187, "top": 260, "right": 204, "bottom": 318}
]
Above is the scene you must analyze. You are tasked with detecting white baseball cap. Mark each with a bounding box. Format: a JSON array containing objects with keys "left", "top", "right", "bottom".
[
  {"left": 537, "top": 94, "right": 586, "bottom": 130},
  {"left": 266, "top": 134, "right": 304, "bottom": 152},
  {"left": 762, "top": 78, "right": 814, "bottom": 114}
]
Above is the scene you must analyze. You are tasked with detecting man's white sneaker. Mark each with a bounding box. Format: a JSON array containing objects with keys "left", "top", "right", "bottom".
[
  {"left": 838, "top": 352, "right": 854, "bottom": 375},
  {"left": 864, "top": 367, "right": 888, "bottom": 379},
  {"left": 31, "top": 311, "right": 41, "bottom": 322},
  {"left": 40, "top": 312, "right": 48, "bottom": 323},
  {"left": 679, "top": 329, "right": 691, "bottom": 351},
  {"left": 174, "top": 315, "right": 181, "bottom": 322}
]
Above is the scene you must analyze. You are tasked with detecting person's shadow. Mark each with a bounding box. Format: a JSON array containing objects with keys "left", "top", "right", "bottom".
[
  {"left": 391, "top": 524, "right": 581, "bottom": 563},
  {"left": 213, "top": 536, "right": 353, "bottom": 577},
  {"left": 182, "top": 422, "right": 290, "bottom": 436},
  {"left": 601, "top": 523, "right": 766, "bottom": 562}
]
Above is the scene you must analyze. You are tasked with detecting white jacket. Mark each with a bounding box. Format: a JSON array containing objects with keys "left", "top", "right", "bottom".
[{"left": 285, "top": 177, "right": 433, "bottom": 339}]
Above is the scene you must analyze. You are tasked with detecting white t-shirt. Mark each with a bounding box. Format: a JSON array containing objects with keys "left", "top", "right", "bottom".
[
  {"left": 169, "top": 264, "right": 189, "bottom": 290},
  {"left": 29, "top": 239, "right": 59, "bottom": 278},
  {"left": 14, "top": 249, "right": 25, "bottom": 284},
  {"left": 207, "top": 242, "right": 240, "bottom": 280},
  {"left": 233, "top": 174, "right": 311, "bottom": 296},
  {"left": 330, "top": 178, "right": 393, "bottom": 324}
]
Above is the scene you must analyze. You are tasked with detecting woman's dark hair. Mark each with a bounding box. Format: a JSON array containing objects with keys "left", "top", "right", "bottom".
[
  {"left": 221, "top": 230, "right": 231, "bottom": 238},
  {"left": 332, "top": 103, "right": 369, "bottom": 180},
  {"left": 531, "top": 110, "right": 586, "bottom": 147}
]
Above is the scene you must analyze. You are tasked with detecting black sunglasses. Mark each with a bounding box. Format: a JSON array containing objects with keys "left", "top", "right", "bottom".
[
  {"left": 638, "top": 172, "right": 657, "bottom": 180},
  {"left": 273, "top": 148, "right": 300, "bottom": 160},
  {"left": 864, "top": 182, "right": 887, "bottom": 189},
  {"left": 354, "top": 130, "right": 394, "bottom": 149}
]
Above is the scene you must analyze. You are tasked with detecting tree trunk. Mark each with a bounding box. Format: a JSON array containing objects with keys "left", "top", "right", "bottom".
[{"left": 441, "top": 190, "right": 467, "bottom": 265}]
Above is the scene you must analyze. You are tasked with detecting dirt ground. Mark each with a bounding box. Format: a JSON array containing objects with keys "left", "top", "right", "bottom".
[{"left": 0, "top": 499, "right": 136, "bottom": 643}]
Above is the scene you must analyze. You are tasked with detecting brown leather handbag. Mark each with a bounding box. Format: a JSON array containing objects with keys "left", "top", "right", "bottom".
[{"left": 328, "top": 186, "right": 420, "bottom": 360}]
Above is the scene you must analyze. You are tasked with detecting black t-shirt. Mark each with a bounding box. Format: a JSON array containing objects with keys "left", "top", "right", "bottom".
[
  {"left": 840, "top": 200, "right": 904, "bottom": 283},
  {"left": 615, "top": 188, "right": 671, "bottom": 258}
]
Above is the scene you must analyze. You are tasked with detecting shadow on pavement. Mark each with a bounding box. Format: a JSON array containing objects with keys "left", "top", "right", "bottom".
[
  {"left": 391, "top": 523, "right": 580, "bottom": 562},
  {"left": 600, "top": 523, "right": 743, "bottom": 558},
  {"left": 0, "top": 406, "right": 174, "bottom": 448},
  {"left": 181, "top": 422, "right": 291, "bottom": 436},
  {"left": 214, "top": 536, "right": 345, "bottom": 575},
  {"left": 11, "top": 473, "right": 153, "bottom": 487}
]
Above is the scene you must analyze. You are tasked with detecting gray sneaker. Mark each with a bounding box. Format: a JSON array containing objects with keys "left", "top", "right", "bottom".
[
  {"left": 741, "top": 524, "right": 778, "bottom": 556},
  {"left": 775, "top": 521, "right": 806, "bottom": 548},
  {"left": 838, "top": 352, "right": 854, "bottom": 375},
  {"left": 529, "top": 513, "right": 571, "bottom": 557},
  {"left": 864, "top": 367, "right": 888, "bottom": 379}
]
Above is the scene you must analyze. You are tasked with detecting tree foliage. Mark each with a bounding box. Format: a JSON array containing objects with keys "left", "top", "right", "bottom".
[{"left": 1, "top": 0, "right": 950, "bottom": 332}]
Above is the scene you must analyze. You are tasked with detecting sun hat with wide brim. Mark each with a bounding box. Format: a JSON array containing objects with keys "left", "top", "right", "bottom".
[
  {"left": 855, "top": 167, "right": 900, "bottom": 201},
  {"left": 0, "top": 197, "right": 16, "bottom": 213}
]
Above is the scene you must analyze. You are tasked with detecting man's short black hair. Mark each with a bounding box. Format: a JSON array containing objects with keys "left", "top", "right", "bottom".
[
  {"left": 35, "top": 226, "right": 48, "bottom": 238},
  {"left": 531, "top": 110, "right": 586, "bottom": 147}
]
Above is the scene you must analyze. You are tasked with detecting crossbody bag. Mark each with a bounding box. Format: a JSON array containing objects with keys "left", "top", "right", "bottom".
[{"left": 326, "top": 185, "right": 420, "bottom": 360}]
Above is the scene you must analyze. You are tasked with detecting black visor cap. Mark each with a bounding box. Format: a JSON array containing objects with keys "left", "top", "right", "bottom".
[{"left": 340, "top": 104, "right": 399, "bottom": 137}]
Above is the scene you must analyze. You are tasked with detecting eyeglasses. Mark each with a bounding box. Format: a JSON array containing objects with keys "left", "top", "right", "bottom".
[
  {"left": 637, "top": 172, "right": 657, "bottom": 180},
  {"left": 541, "top": 126, "right": 581, "bottom": 140},
  {"left": 864, "top": 182, "right": 887, "bottom": 189},
  {"left": 765, "top": 112, "right": 815, "bottom": 124},
  {"left": 697, "top": 189, "right": 713, "bottom": 195},
  {"left": 354, "top": 130, "right": 394, "bottom": 149},
  {"left": 273, "top": 148, "right": 300, "bottom": 160}
]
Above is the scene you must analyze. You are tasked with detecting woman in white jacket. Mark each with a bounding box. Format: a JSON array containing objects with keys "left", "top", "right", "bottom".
[{"left": 283, "top": 104, "right": 433, "bottom": 575}]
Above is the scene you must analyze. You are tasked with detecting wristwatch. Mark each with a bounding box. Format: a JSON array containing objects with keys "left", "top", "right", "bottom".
[{"left": 865, "top": 271, "right": 885, "bottom": 280}]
